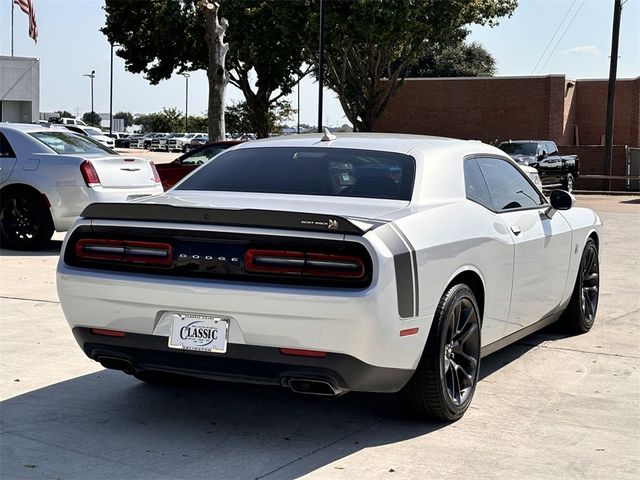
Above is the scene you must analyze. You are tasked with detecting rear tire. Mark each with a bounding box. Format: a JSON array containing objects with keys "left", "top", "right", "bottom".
[
  {"left": 563, "top": 174, "right": 574, "bottom": 193},
  {"left": 0, "top": 190, "right": 54, "bottom": 250},
  {"left": 400, "top": 284, "right": 481, "bottom": 421},
  {"left": 560, "top": 238, "right": 599, "bottom": 334}
]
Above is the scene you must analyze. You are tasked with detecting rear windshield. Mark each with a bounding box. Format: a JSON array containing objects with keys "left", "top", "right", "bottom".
[
  {"left": 176, "top": 147, "right": 415, "bottom": 200},
  {"left": 499, "top": 143, "right": 537, "bottom": 155},
  {"left": 30, "top": 131, "right": 114, "bottom": 154}
]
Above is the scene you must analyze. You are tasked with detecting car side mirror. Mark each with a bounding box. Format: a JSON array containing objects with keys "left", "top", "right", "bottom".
[
  {"left": 538, "top": 153, "right": 545, "bottom": 161},
  {"left": 545, "top": 189, "right": 575, "bottom": 218}
]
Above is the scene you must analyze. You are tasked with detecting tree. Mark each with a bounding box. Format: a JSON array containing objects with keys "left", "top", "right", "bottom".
[
  {"left": 134, "top": 114, "right": 152, "bottom": 133},
  {"left": 406, "top": 41, "right": 496, "bottom": 78},
  {"left": 149, "top": 108, "right": 184, "bottom": 133},
  {"left": 102, "top": 0, "right": 310, "bottom": 139},
  {"left": 82, "top": 111, "right": 102, "bottom": 127},
  {"left": 225, "top": 100, "right": 295, "bottom": 137},
  {"left": 303, "top": 0, "right": 516, "bottom": 132},
  {"left": 114, "top": 111, "right": 134, "bottom": 128},
  {"left": 56, "top": 110, "right": 74, "bottom": 118}
]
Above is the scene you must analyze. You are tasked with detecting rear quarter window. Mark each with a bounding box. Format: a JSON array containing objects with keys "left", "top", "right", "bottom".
[{"left": 176, "top": 147, "right": 416, "bottom": 201}]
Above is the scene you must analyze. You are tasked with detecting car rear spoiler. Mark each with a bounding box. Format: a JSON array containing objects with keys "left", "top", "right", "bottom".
[{"left": 80, "top": 202, "right": 382, "bottom": 235}]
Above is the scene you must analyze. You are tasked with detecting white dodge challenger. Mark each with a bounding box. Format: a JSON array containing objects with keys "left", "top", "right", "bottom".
[{"left": 56, "top": 133, "right": 602, "bottom": 421}]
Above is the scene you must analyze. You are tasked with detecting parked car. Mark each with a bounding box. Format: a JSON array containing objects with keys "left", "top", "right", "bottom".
[
  {"left": 113, "top": 133, "right": 134, "bottom": 148},
  {"left": 155, "top": 140, "right": 244, "bottom": 190},
  {"left": 0, "top": 123, "right": 163, "bottom": 249},
  {"left": 168, "top": 133, "right": 197, "bottom": 152},
  {"left": 57, "top": 133, "right": 601, "bottom": 421},
  {"left": 63, "top": 125, "right": 116, "bottom": 149},
  {"left": 144, "top": 133, "right": 170, "bottom": 150},
  {"left": 149, "top": 133, "right": 173, "bottom": 152},
  {"left": 128, "top": 135, "right": 146, "bottom": 149},
  {"left": 53, "top": 117, "right": 88, "bottom": 126},
  {"left": 185, "top": 133, "right": 209, "bottom": 152},
  {"left": 498, "top": 140, "right": 579, "bottom": 192}
]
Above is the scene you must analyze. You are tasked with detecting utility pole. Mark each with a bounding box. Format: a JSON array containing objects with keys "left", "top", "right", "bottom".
[
  {"left": 604, "top": 0, "right": 622, "bottom": 191},
  {"left": 181, "top": 73, "right": 190, "bottom": 132},
  {"left": 317, "top": 0, "right": 325, "bottom": 133},
  {"left": 109, "top": 43, "right": 114, "bottom": 134},
  {"left": 83, "top": 70, "right": 96, "bottom": 126}
]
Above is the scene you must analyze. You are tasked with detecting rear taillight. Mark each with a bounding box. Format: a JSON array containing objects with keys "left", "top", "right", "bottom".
[
  {"left": 80, "top": 160, "right": 101, "bottom": 187},
  {"left": 244, "top": 249, "right": 365, "bottom": 279},
  {"left": 75, "top": 239, "right": 173, "bottom": 266},
  {"left": 150, "top": 161, "right": 161, "bottom": 184}
]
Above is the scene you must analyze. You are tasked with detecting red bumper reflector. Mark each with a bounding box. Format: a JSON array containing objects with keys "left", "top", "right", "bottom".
[
  {"left": 91, "top": 328, "right": 126, "bottom": 337},
  {"left": 399, "top": 327, "right": 419, "bottom": 337},
  {"left": 279, "top": 348, "right": 328, "bottom": 358}
]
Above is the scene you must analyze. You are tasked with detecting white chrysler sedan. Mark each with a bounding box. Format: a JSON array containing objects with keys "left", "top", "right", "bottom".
[
  {"left": 0, "top": 123, "right": 163, "bottom": 249},
  {"left": 56, "top": 133, "right": 601, "bottom": 421}
]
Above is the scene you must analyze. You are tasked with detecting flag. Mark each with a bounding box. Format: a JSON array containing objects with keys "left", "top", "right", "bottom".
[{"left": 13, "top": 0, "right": 38, "bottom": 43}]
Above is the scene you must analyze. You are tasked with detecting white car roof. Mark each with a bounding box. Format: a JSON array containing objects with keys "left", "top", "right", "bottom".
[
  {"left": 1, "top": 122, "right": 70, "bottom": 133},
  {"left": 233, "top": 132, "right": 488, "bottom": 156}
]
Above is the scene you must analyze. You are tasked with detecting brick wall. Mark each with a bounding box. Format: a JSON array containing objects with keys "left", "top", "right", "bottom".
[
  {"left": 375, "top": 75, "right": 640, "bottom": 147},
  {"left": 375, "top": 76, "right": 560, "bottom": 144},
  {"left": 574, "top": 78, "right": 640, "bottom": 146},
  {"left": 558, "top": 145, "right": 629, "bottom": 191}
]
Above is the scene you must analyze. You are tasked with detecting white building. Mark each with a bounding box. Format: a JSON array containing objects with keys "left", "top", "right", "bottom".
[{"left": 0, "top": 56, "right": 40, "bottom": 123}]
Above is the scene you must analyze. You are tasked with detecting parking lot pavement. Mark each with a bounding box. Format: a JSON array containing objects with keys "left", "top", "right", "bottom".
[
  {"left": 0, "top": 195, "right": 638, "bottom": 479},
  {"left": 115, "top": 148, "right": 178, "bottom": 164}
]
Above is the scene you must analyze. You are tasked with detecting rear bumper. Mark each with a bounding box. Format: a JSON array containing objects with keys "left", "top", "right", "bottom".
[{"left": 73, "top": 327, "right": 414, "bottom": 393}]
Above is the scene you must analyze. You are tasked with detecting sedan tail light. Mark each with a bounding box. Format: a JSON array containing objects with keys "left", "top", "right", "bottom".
[
  {"left": 75, "top": 239, "right": 173, "bottom": 266},
  {"left": 244, "top": 249, "right": 365, "bottom": 279},
  {"left": 150, "top": 161, "right": 161, "bottom": 184},
  {"left": 80, "top": 160, "right": 101, "bottom": 187}
]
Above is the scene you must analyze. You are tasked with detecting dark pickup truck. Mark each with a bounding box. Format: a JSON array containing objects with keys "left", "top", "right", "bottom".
[{"left": 498, "top": 140, "right": 579, "bottom": 192}]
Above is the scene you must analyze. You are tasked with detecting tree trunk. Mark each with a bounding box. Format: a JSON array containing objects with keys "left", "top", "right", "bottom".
[{"left": 200, "top": 1, "right": 229, "bottom": 142}]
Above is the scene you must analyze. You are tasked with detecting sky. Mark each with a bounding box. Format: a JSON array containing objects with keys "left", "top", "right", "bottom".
[{"left": 1, "top": 0, "right": 639, "bottom": 126}]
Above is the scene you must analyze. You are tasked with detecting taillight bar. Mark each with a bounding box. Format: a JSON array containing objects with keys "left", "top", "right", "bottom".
[
  {"left": 75, "top": 239, "right": 173, "bottom": 266},
  {"left": 80, "top": 160, "right": 101, "bottom": 187},
  {"left": 244, "top": 249, "right": 365, "bottom": 278}
]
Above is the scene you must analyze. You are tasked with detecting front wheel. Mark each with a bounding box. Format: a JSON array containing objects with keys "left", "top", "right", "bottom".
[
  {"left": 0, "top": 191, "right": 54, "bottom": 250},
  {"left": 560, "top": 238, "right": 599, "bottom": 334},
  {"left": 400, "top": 284, "right": 481, "bottom": 421},
  {"left": 183, "top": 145, "right": 191, "bottom": 153}
]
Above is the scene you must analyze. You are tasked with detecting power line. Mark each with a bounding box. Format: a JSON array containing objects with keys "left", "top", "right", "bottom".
[
  {"left": 538, "top": 0, "right": 587, "bottom": 73},
  {"left": 530, "top": 0, "right": 577, "bottom": 74}
]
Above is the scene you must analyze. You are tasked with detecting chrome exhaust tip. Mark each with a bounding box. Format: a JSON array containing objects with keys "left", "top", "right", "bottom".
[{"left": 287, "top": 378, "right": 342, "bottom": 396}]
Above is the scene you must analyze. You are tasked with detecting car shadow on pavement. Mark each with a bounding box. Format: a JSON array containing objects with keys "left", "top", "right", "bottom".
[
  {"left": 620, "top": 198, "right": 640, "bottom": 205},
  {"left": 0, "top": 333, "right": 561, "bottom": 480},
  {"left": 0, "top": 240, "right": 63, "bottom": 257}
]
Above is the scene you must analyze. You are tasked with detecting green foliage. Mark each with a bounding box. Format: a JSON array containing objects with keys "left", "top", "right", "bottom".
[
  {"left": 56, "top": 110, "right": 74, "bottom": 118},
  {"left": 102, "top": 0, "right": 310, "bottom": 138},
  {"left": 303, "top": 0, "right": 516, "bottom": 131},
  {"left": 406, "top": 41, "right": 496, "bottom": 77},
  {"left": 134, "top": 114, "right": 152, "bottom": 133},
  {"left": 225, "top": 100, "right": 295, "bottom": 137},
  {"left": 149, "top": 108, "right": 184, "bottom": 133},
  {"left": 186, "top": 115, "right": 208, "bottom": 133},
  {"left": 81, "top": 111, "right": 102, "bottom": 127},
  {"left": 114, "top": 111, "right": 135, "bottom": 128}
]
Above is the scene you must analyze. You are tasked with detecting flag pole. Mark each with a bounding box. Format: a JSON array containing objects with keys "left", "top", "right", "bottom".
[{"left": 11, "top": 0, "right": 15, "bottom": 56}]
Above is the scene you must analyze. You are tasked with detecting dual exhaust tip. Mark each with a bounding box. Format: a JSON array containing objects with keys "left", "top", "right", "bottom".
[{"left": 98, "top": 356, "right": 343, "bottom": 397}]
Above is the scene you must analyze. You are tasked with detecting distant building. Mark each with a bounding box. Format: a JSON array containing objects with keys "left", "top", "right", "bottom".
[
  {"left": 375, "top": 75, "right": 640, "bottom": 147},
  {"left": 0, "top": 56, "right": 40, "bottom": 123}
]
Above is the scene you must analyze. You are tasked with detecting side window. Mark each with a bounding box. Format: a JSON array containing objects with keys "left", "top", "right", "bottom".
[
  {"left": 463, "top": 158, "right": 493, "bottom": 210},
  {"left": 546, "top": 142, "right": 558, "bottom": 156},
  {"left": 0, "top": 133, "right": 16, "bottom": 158},
  {"left": 477, "top": 157, "right": 544, "bottom": 211}
]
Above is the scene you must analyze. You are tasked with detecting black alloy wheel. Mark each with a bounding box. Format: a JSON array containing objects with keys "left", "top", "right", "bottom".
[
  {"left": 400, "top": 284, "right": 481, "bottom": 421},
  {"left": 442, "top": 297, "right": 481, "bottom": 407},
  {"left": 0, "top": 192, "right": 54, "bottom": 250},
  {"left": 561, "top": 238, "right": 599, "bottom": 333}
]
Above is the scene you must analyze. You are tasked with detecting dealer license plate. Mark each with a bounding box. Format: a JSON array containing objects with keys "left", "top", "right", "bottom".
[{"left": 168, "top": 314, "right": 229, "bottom": 353}]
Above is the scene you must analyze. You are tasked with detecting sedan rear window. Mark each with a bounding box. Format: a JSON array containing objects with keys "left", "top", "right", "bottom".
[
  {"left": 176, "top": 147, "right": 415, "bottom": 200},
  {"left": 29, "top": 131, "right": 114, "bottom": 154}
]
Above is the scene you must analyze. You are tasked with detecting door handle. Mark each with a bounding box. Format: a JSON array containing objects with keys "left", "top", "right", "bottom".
[{"left": 510, "top": 225, "right": 522, "bottom": 235}]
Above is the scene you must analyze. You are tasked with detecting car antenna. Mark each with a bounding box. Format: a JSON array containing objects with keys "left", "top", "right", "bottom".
[{"left": 321, "top": 128, "right": 336, "bottom": 142}]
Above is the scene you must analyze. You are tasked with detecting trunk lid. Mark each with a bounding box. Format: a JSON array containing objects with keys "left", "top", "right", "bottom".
[{"left": 87, "top": 155, "right": 158, "bottom": 188}]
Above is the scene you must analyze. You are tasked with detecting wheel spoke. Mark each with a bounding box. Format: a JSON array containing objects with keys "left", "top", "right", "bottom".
[
  {"left": 454, "top": 320, "right": 477, "bottom": 346},
  {"left": 450, "top": 362, "right": 461, "bottom": 403},
  {"left": 583, "top": 273, "right": 599, "bottom": 288},
  {"left": 454, "top": 349, "right": 478, "bottom": 370}
]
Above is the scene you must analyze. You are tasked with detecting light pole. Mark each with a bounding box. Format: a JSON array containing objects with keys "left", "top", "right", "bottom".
[
  {"left": 181, "top": 73, "right": 190, "bottom": 132},
  {"left": 109, "top": 42, "right": 122, "bottom": 135},
  {"left": 317, "top": 0, "right": 325, "bottom": 133},
  {"left": 83, "top": 70, "right": 96, "bottom": 126}
]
